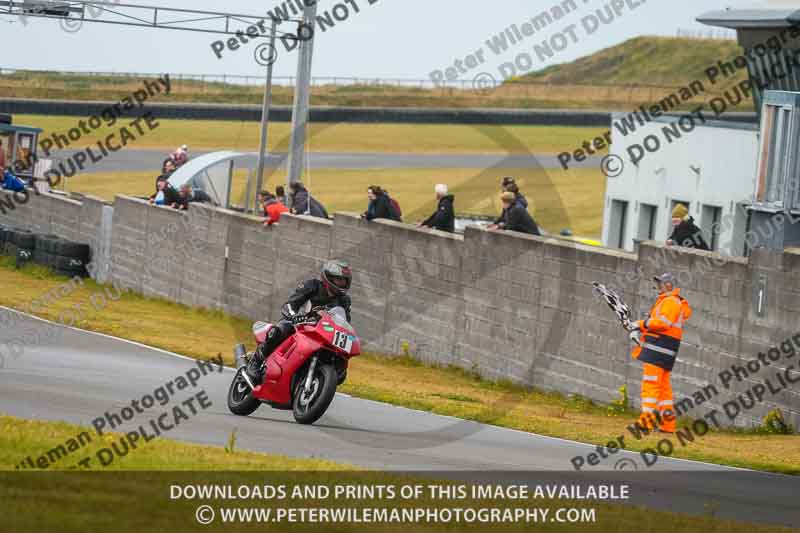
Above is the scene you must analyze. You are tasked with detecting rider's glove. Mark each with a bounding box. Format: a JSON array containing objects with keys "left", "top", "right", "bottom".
[
  {"left": 629, "top": 329, "right": 642, "bottom": 346},
  {"left": 281, "top": 304, "right": 296, "bottom": 320}
]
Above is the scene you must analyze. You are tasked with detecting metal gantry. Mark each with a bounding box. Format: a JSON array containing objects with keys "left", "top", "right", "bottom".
[
  {"left": 0, "top": 0, "right": 318, "bottom": 214},
  {"left": 0, "top": 1, "right": 303, "bottom": 37}
]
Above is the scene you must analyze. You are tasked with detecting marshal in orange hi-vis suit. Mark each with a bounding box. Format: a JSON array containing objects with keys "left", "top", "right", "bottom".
[{"left": 630, "top": 273, "right": 692, "bottom": 433}]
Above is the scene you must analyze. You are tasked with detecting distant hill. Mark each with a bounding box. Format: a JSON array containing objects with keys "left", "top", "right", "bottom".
[{"left": 521, "top": 36, "right": 748, "bottom": 88}]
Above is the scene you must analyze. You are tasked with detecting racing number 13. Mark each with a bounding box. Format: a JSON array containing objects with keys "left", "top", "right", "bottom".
[{"left": 333, "top": 331, "right": 351, "bottom": 352}]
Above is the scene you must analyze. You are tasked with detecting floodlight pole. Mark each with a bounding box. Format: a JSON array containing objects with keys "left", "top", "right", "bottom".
[
  {"left": 286, "top": 1, "right": 317, "bottom": 196},
  {"left": 254, "top": 17, "right": 278, "bottom": 214}
]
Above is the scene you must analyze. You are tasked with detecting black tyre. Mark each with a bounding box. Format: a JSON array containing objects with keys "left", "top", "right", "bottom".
[
  {"left": 35, "top": 234, "right": 59, "bottom": 254},
  {"left": 292, "top": 363, "right": 337, "bottom": 425},
  {"left": 227, "top": 368, "right": 261, "bottom": 416},
  {"left": 32, "top": 249, "right": 55, "bottom": 267},
  {"left": 53, "top": 255, "right": 87, "bottom": 271},
  {"left": 52, "top": 240, "right": 90, "bottom": 261},
  {"left": 15, "top": 247, "right": 33, "bottom": 268},
  {"left": 0, "top": 225, "right": 10, "bottom": 249},
  {"left": 11, "top": 230, "right": 35, "bottom": 250}
]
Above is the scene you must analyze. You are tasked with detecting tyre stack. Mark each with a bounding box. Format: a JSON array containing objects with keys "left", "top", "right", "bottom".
[
  {"left": 0, "top": 228, "right": 91, "bottom": 278},
  {"left": 34, "top": 234, "right": 90, "bottom": 278},
  {"left": 0, "top": 224, "right": 12, "bottom": 254},
  {"left": 7, "top": 229, "right": 35, "bottom": 268}
]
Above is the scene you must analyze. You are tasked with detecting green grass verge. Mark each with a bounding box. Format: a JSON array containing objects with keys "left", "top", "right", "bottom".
[
  {"left": 21, "top": 113, "right": 602, "bottom": 155},
  {"left": 0, "top": 415, "right": 348, "bottom": 471},
  {"left": 0, "top": 416, "right": 795, "bottom": 533},
  {"left": 65, "top": 166, "right": 606, "bottom": 237}
]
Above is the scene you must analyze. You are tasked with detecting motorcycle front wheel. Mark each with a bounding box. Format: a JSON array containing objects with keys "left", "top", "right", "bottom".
[
  {"left": 227, "top": 368, "right": 261, "bottom": 416},
  {"left": 292, "top": 363, "right": 337, "bottom": 425}
]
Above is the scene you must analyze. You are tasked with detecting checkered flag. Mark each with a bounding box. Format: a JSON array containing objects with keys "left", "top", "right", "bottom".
[{"left": 592, "top": 282, "right": 633, "bottom": 331}]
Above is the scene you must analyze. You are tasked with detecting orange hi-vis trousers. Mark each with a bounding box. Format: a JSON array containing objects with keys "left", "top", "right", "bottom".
[{"left": 638, "top": 363, "right": 676, "bottom": 433}]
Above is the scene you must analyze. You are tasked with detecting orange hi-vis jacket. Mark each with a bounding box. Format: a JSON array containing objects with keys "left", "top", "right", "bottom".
[{"left": 632, "top": 288, "right": 692, "bottom": 371}]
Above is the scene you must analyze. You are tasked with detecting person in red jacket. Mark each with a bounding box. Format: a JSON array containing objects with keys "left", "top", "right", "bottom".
[
  {"left": 262, "top": 191, "right": 288, "bottom": 226},
  {"left": 629, "top": 273, "right": 692, "bottom": 433}
]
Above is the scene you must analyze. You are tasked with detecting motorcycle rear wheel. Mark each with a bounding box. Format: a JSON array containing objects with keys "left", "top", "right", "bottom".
[
  {"left": 292, "top": 363, "right": 337, "bottom": 425},
  {"left": 227, "top": 368, "right": 261, "bottom": 416}
]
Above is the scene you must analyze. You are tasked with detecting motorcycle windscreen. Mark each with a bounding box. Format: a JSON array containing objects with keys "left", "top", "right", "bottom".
[{"left": 328, "top": 306, "right": 354, "bottom": 333}]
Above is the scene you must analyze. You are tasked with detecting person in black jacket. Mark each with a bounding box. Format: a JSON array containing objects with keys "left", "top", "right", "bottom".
[
  {"left": 667, "top": 204, "right": 710, "bottom": 250},
  {"left": 176, "top": 184, "right": 213, "bottom": 210},
  {"left": 245, "top": 260, "right": 352, "bottom": 383},
  {"left": 493, "top": 192, "right": 540, "bottom": 235},
  {"left": 419, "top": 184, "right": 455, "bottom": 233},
  {"left": 505, "top": 182, "right": 528, "bottom": 209},
  {"left": 148, "top": 177, "right": 179, "bottom": 207},
  {"left": 489, "top": 186, "right": 528, "bottom": 230},
  {"left": 361, "top": 185, "right": 397, "bottom": 221},
  {"left": 289, "top": 182, "right": 329, "bottom": 219}
]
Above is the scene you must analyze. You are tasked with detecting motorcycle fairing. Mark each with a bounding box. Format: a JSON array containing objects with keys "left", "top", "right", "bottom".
[{"left": 253, "top": 333, "right": 322, "bottom": 405}]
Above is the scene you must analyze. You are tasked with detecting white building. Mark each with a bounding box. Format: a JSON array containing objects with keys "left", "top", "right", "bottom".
[
  {"left": 601, "top": 8, "right": 800, "bottom": 255},
  {"left": 602, "top": 116, "right": 758, "bottom": 255}
]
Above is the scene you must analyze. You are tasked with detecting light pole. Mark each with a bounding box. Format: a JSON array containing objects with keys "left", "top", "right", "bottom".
[
  {"left": 286, "top": 1, "right": 318, "bottom": 204},
  {"left": 254, "top": 17, "right": 278, "bottom": 214}
]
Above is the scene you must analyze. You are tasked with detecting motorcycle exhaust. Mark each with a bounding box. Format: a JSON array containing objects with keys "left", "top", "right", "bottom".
[{"left": 233, "top": 343, "right": 247, "bottom": 369}]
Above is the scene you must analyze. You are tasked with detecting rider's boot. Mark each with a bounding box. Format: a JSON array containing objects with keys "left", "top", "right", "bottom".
[
  {"left": 245, "top": 344, "right": 268, "bottom": 384},
  {"left": 245, "top": 325, "right": 287, "bottom": 384}
]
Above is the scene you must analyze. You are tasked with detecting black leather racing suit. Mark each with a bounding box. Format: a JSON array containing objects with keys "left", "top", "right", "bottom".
[{"left": 250, "top": 279, "right": 352, "bottom": 372}]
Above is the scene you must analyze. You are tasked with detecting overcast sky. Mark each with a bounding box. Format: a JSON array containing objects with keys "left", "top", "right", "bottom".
[{"left": 0, "top": 1, "right": 786, "bottom": 81}]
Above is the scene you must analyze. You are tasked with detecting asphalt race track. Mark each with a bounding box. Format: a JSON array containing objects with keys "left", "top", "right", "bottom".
[
  {"left": 1, "top": 310, "right": 798, "bottom": 527},
  {"left": 51, "top": 149, "right": 600, "bottom": 173}
]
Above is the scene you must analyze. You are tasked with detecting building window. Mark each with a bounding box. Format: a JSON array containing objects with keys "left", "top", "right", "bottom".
[
  {"left": 700, "top": 204, "right": 722, "bottom": 251},
  {"left": 755, "top": 100, "right": 800, "bottom": 209},
  {"left": 637, "top": 204, "right": 657, "bottom": 241},
  {"left": 609, "top": 199, "right": 628, "bottom": 249}
]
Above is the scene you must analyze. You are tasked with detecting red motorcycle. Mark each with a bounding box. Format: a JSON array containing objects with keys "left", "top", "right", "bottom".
[{"left": 227, "top": 303, "right": 360, "bottom": 425}]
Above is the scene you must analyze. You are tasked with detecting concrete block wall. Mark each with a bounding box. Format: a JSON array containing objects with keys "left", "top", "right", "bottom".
[
  {"left": 0, "top": 189, "right": 105, "bottom": 249},
  {"left": 3, "top": 192, "right": 799, "bottom": 430}
]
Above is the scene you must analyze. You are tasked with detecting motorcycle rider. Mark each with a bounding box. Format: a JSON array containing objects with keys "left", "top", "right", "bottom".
[{"left": 245, "top": 260, "right": 352, "bottom": 383}]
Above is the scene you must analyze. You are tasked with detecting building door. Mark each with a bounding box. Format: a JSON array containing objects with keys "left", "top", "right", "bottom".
[
  {"left": 701, "top": 204, "right": 722, "bottom": 251},
  {"left": 609, "top": 200, "right": 628, "bottom": 249},
  {"left": 637, "top": 204, "right": 657, "bottom": 242}
]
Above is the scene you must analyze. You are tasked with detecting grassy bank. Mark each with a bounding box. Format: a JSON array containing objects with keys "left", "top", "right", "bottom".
[
  {"left": 2, "top": 416, "right": 793, "bottom": 533},
  {"left": 0, "top": 260, "right": 798, "bottom": 474},
  {"left": 21, "top": 114, "right": 601, "bottom": 155},
  {"left": 1, "top": 37, "right": 751, "bottom": 112},
  {"left": 66, "top": 166, "right": 605, "bottom": 236},
  {"left": 0, "top": 415, "right": 347, "bottom": 471}
]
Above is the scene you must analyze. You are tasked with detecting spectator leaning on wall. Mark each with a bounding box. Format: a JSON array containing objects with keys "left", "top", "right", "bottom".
[
  {"left": 263, "top": 192, "right": 289, "bottom": 225},
  {"left": 502, "top": 177, "right": 528, "bottom": 209},
  {"left": 156, "top": 160, "right": 177, "bottom": 188},
  {"left": 383, "top": 188, "right": 403, "bottom": 222},
  {"left": 667, "top": 204, "right": 709, "bottom": 250},
  {"left": 492, "top": 192, "right": 540, "bottom": 235},
  {"left": 362, "top": 185, "right": 399, "bottom": 221},
  {"left": 419, "top": 183, "right": 455, "bottom": 233},
  {"left": 171, "top": 145, "right": 189, "bottom": 166},
  {"left": 149, "top": 176, "right": 179, "bottom": 208},
  {"left": 289, "top": 181, "right": 329, "bottom": 219},
  {"left": 176, "top": 184, "right": 212, "bottom": 210}
]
